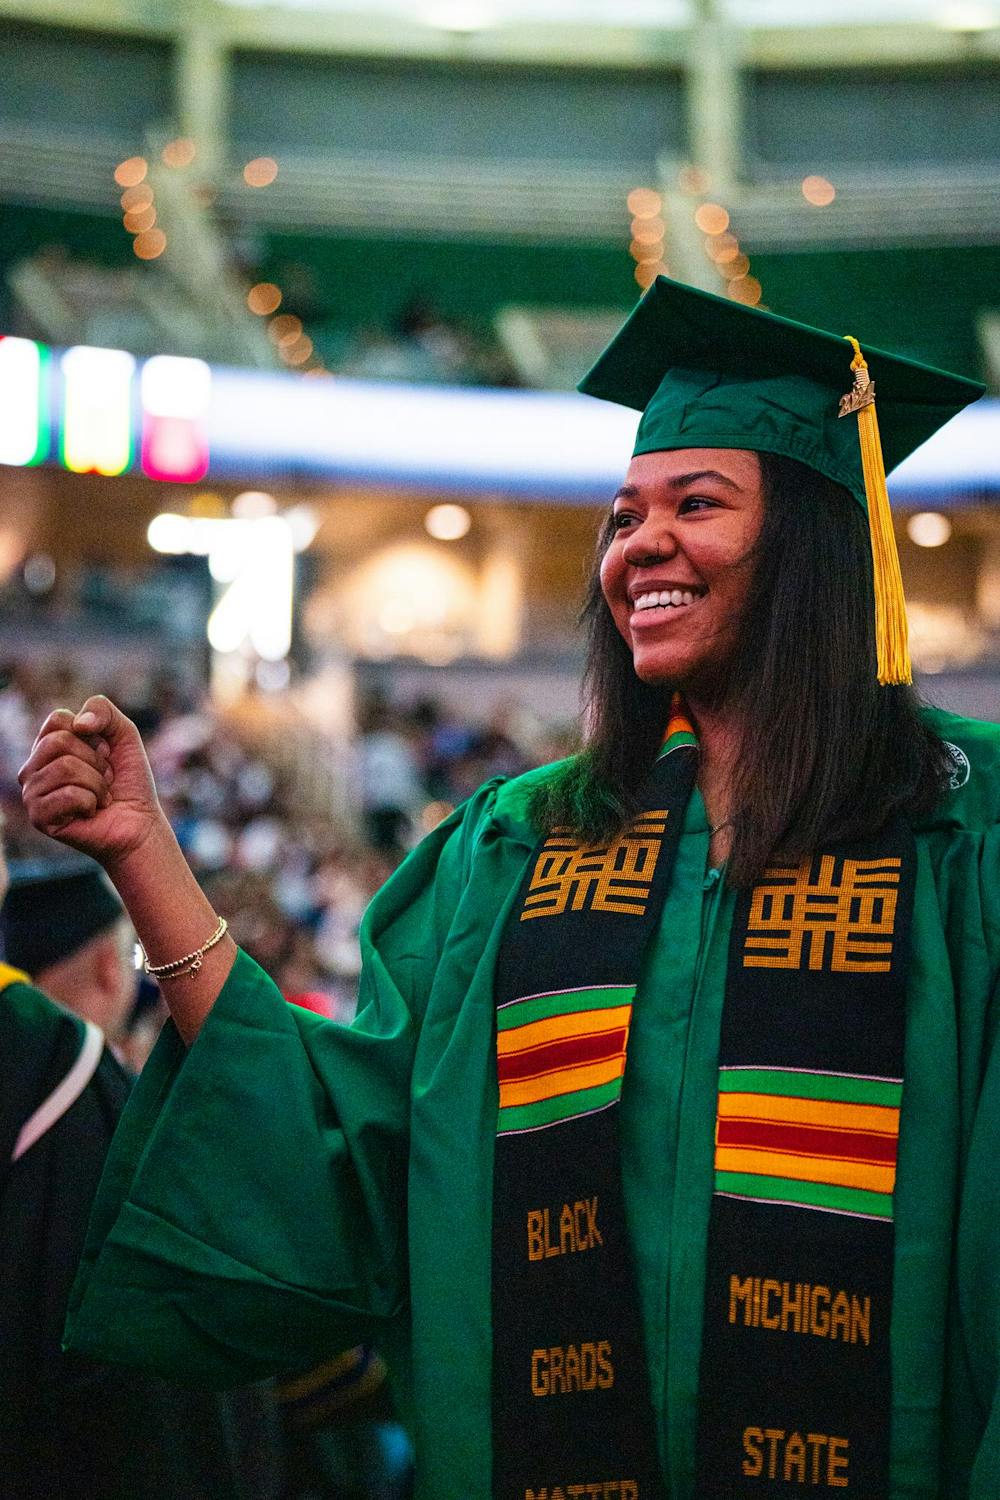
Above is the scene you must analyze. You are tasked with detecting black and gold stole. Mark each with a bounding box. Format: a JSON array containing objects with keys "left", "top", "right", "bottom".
[
  {"left": 696, "top": 818, "right": 916, "bottom": 1497},
  {"left": 491, "top": 702, "right": 698, "bottom": 1500}
]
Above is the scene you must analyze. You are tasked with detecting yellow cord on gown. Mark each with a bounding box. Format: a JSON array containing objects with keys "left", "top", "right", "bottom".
[{"left": 841, "top": 335, "right": 912, "bottom": 686}]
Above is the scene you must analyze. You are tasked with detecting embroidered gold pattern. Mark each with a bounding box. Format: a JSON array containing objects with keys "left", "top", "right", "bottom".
[
  {"left": 520, "top": 812, "right": 668, "bottom": 921},
  {"left": 743, "top": 856, "right": 902, "bottom": 972}
]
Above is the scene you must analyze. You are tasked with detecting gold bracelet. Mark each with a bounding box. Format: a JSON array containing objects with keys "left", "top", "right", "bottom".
[{"left": 142, "top": 917, "right": 229, "bottom": 979}]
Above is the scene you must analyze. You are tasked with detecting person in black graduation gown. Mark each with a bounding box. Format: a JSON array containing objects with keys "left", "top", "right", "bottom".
[{"left": 0, "top": 843, "right": 283, "bottom": 1500}]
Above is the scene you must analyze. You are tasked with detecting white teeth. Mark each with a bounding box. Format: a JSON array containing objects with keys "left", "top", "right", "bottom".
[{"left": 633, "top": 589, "right": 701, "bottom": 611}]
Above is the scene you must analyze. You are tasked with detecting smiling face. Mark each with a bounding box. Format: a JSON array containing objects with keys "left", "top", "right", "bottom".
[{"left": 599, "top": 447, "right": 765, "bottom": 693}]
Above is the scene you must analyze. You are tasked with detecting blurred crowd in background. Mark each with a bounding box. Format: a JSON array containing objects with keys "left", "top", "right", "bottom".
[
  {"left": 1, "top": 657, "right": 580, "bottom": 1500},
  {"left": 334, "top": 294, "right": 521, "bottom": 388},
  {"left": 1, "top": 659, "right": 575, "bottom": 1051}
]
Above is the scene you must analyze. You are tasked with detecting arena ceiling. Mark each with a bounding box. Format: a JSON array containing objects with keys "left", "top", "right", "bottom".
[{"left": 218, "top": 0, "right": 998, "bottom": 27}]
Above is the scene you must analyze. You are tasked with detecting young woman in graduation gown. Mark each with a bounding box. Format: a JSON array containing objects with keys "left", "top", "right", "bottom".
[{"left": 20, "top": 279, "right": 1000, "bottom": 1500}]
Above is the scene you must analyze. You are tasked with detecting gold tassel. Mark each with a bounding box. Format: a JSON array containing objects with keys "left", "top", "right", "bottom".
[{"left": 839, "top": 336, "right": 912, "bottom": 686}]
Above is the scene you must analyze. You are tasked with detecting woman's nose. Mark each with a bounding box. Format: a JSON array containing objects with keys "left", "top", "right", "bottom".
[{"left": 621, "top": 520, "right": 677, "bottom": 567}]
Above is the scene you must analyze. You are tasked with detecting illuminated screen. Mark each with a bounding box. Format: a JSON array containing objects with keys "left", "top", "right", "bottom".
[
  {"left": 0, "top": 334, "right": 993, "bottom": 502},
  {"left": 61, "top": 347, "right": 135, "bottom": 476},
  {"left": 0, "top": 337, "right": 50, "bottom": 466},
  {"left": 141, "top": 355, "right": 212, "bottom": 482}
]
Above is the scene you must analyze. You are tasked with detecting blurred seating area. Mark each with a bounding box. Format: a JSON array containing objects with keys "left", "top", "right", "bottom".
[
  {"left": 0, "top": 660, "right": 575, "bottom": 1031},
  {"left": 3, "top": 4, "right": 998, "bottom": 387},
  {"left": 329, "top": 295, "right": 521, "bottom": 387},
  {"left": 6, "top": 242, "right": 523, "bottom": 386},
  {"left": 0, "top": 549, "right": 209, "bottom": 643}
]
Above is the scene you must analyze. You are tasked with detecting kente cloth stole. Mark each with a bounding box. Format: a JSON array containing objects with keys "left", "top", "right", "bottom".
[
  {"left": 696, "top": 816, "right": 916, "bottom": 1498},
  {"left": 491, "top": 701, "right": 698, "bottom": 1500}
]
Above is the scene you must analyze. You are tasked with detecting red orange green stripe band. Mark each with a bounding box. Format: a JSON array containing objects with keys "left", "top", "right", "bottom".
[
  {"left": 718, "top": 1066, "right": 902, "bottom": 1108},
  {"left": 716, "top": 1117, "right": 898, "bottom": 1165},
  {"left": 497, "top": 1025, "right": 629, "bottom": 1084},
  {"left": 714, "top": 1169, "right": 894, "bottom": 1220},
  {"left": 496, "top": 983, "right": 635, "bottom": 1032},
  {"left": 497, "top": 1075, "right": 623, "bottom": 1135}
]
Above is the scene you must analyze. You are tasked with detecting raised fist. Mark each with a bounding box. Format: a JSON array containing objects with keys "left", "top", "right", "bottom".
[{"left": 19, "top": 695, "right": 164, "bottom": 869}]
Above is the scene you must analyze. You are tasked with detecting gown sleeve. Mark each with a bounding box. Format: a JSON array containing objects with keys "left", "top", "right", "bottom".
[
  {"left": 952, "top": 822, "right": 1000, "bottom": 1495},
  {"left": 962, "top": 1035, "right": 1000, "bottom": 1495},
  {"left": 64, "top": 782, "right": 502, "bottom": 1389}
]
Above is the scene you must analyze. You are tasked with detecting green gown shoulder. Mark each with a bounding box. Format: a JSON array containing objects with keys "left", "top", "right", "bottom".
[{"left": 917, "top": 705, "right": 1000, "bottom": 831}]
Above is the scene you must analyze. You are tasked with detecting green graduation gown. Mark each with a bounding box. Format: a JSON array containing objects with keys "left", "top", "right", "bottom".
[{"left": 66, "top": 705, "right": 1000, "bottom": 1499}]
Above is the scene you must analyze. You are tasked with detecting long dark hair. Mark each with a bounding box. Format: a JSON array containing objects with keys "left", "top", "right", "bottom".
[{"left": 530, "top": 452, "right": 950, "bottom": 888}]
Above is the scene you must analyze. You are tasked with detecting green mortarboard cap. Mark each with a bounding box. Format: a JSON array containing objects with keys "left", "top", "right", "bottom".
[{"left": 579, "top": 276, "right": 985, "bottom": 509}]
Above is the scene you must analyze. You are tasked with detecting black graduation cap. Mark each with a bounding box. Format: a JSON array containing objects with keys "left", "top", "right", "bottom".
[{"left": 1, "top": 857, "right": 124, "bottom": 977}]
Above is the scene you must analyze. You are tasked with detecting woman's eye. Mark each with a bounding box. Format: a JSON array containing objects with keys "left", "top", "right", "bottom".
[
  {"left": 678, "top": 495, "right": 718, "bottom": 514},
  {"left": 611, "top": 511, "right": 637, "bottom": 531}
]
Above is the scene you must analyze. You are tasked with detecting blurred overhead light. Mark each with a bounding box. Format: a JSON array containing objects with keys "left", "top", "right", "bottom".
[
  {"left": 802, "top": 174, "right": 836, "bottom": 206},
  {"left": 114, "top": 156, "right": 147, "bottom": 187},
  {"left": 936, "top": 0, "right": 998, "bottom": 26},
  {"left": 215, "top": 0, "right": 693, "bottom": 24},
  {"left": 162, "top": 137, "right": 197, "bottom": 168},
  {"left": 347, "top": 542, "right": 474, "bottom": 662},
  {"left": 247, "top": 282, "right": 282, "bottom": 315},
  {"left": 121, "top": 185, "right": 154, "bottom": 212},
  {"left": 635, "top": 261, "right": 666, "bottom": 289},
  {"left": 232, "top": 490, "right": 277, "bottom": 518},
  {"left": 243, "top": 156, "right": 279, "bottom": 187},
  {"left": 124, "top": 206, "right": 157, "bottom": 234},
  {"left": 727, "top": 275, "right": 763, "bottom": 306},
  {"left": 190, "top": 491, "right": 227, "bottom": 518},
  {"left": 378, "top": 598, "right": 416, "bottom": 634},
  {"left": 147, "top": 513, "right": 191, "bottom": 554},
  {"left": 283, "top": 336, "right": 314, "bottom": 366},
  {"left": 150, "top": 512, "right": 302, "bottom": 662},
  {"left": 285, "top": 505, "right": 320, "bottom": 549},
  {"left": 425, "top": 503, "right": 471, "bottom": 540},
  {"left": 631, "top": 217, "right": 666, "bottom": 246},
  {"left": 627, "top": 187, "right": 662, "bottom": 218},
  {"left": 134, "top": 229, "right": 167, "bottom": 260},
  {"left": 269, "top": 314, "right": 303, "bottom": 345},
  {"left": 907, "top": 511, "right": 952, "bottom": 547},
  {"left": 207, "top": 516, "right": 295, "bottom": 661},
  {"left": 419, "top": 1, "right": 497, "bottom": 28},
  {"left": 694, "top": 203, "right": 730, "bottom": 235},
  {"left": 705, "top": 232, "right": 740, "bottom": 262}
]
